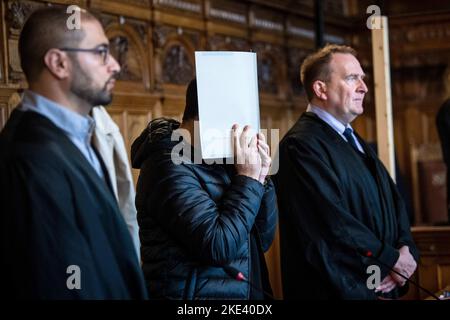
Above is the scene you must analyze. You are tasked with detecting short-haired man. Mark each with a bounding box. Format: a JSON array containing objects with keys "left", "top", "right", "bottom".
[
  {"left": 0, "top": 7, "right": 147, "bottom": 299},
  {"left": 274, "top": 44, "right": 418, "bottom": 299}
]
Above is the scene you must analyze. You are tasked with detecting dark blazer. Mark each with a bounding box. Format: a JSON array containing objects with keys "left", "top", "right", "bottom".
[{"left": 0, "top": 108, "right": 148, "bottom": 299}]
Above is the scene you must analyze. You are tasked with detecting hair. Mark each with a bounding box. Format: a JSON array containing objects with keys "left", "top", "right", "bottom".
[
  {"left": 182, "top": 78, "right": 199, "bottom": 121},
  {"left": 300, "top": 44, "right": 358, "bottom": 101},
  {"left": 18, "top": 6, "right": 98, "bottom": 82}
]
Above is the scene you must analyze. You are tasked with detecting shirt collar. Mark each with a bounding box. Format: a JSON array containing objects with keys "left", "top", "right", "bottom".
[
  {"left": 306, "top": 103, "right": 353, "bottom": 135},
  {"left": 20, "top": 90, "right": 95, "bottom": 139}
]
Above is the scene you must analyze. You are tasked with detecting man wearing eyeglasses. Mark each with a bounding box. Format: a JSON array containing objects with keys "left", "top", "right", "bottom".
[{"left": 0, "top": 6, "right": 147, "bottom": 299}]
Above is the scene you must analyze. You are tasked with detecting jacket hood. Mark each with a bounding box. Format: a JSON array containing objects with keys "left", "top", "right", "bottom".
[{"left": 131, "top": 117, "right": 181, "bottom": 169}]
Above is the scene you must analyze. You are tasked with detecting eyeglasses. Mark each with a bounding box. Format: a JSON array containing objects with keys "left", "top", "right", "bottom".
[{"left": 59, "top": 45, "right": 110, "bottom": 65}]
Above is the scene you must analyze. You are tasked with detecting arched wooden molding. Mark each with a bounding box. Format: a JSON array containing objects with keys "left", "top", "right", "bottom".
[
  {"left": 257, "top": 51, "right": 282, "bottom": 96},
  {"left": 105, "top": 22, "right": 151, "bottom": 91},
  {"left": 160, "top": 35, "right": 196, "bottom": 85}
]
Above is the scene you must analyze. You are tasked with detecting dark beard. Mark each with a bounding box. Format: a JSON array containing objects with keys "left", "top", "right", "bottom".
[{"left": 70, "top": 59, "right": 114, "bottom": 107}]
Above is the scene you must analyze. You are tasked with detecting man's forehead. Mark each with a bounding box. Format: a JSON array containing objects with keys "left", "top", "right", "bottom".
[
  {"left": 79, "top": 20, "right": 108, "bottom": 46},
  {"left": 330, "top": 53, "right": 364, "bottom": 75}
]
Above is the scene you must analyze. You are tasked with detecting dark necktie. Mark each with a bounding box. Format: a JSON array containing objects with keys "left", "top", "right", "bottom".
[{"left": 343, "top": 127, "right": 361, "bottom": 153}]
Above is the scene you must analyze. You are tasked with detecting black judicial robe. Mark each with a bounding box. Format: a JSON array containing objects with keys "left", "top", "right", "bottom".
[
  {"left": 0, "top": 109, "right": 148, "bottom": 299},
  {"left": 273, "top": 112, "right": 419, "bottom": 300}
]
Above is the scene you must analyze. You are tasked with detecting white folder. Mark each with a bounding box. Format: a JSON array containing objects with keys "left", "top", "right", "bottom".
[{"left": 195, "top": 51, "right": 260, "bottom": 160}]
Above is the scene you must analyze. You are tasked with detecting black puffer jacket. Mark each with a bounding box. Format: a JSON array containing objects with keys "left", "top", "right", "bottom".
[{"left": 131, "top": 118, "right": 278, "bottom": 300}]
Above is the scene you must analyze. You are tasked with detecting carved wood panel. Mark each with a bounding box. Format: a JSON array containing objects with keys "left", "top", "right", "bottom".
[
  {"left": 286, "top": 47, "right": 311, "bottom": 97},
  {"left": 252, "top": 42, "right": 285, "bottom": 96},
  {"left": 0, "top": 88, "right": 20, "bottom": 130},
  {"left": 153, "top": 25, "right": 198, "bottom": 86},
  {"left": 162, "top": 43, "right": 194, "bottom": 85},
  {"left": 104, "top": 18, "right": 152, "bottom": 90},
  {"left": 5, "top": 1, "right": 42, "bottom": 83},
  {"left": 411, "top": 227, "right": 450, "bottom": 299}
]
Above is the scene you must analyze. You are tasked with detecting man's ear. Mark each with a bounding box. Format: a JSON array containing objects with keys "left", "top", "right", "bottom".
[
  {"left": 43, "top": 49, "right": 71, "bottom": 80},
  {"left": 312, "top": 80, "right": 327, "bottom": 100}
]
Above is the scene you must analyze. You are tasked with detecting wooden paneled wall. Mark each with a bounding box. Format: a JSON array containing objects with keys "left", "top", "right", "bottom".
[{"left": 2, "top": 0, "right": 450, "bottom": 299}]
